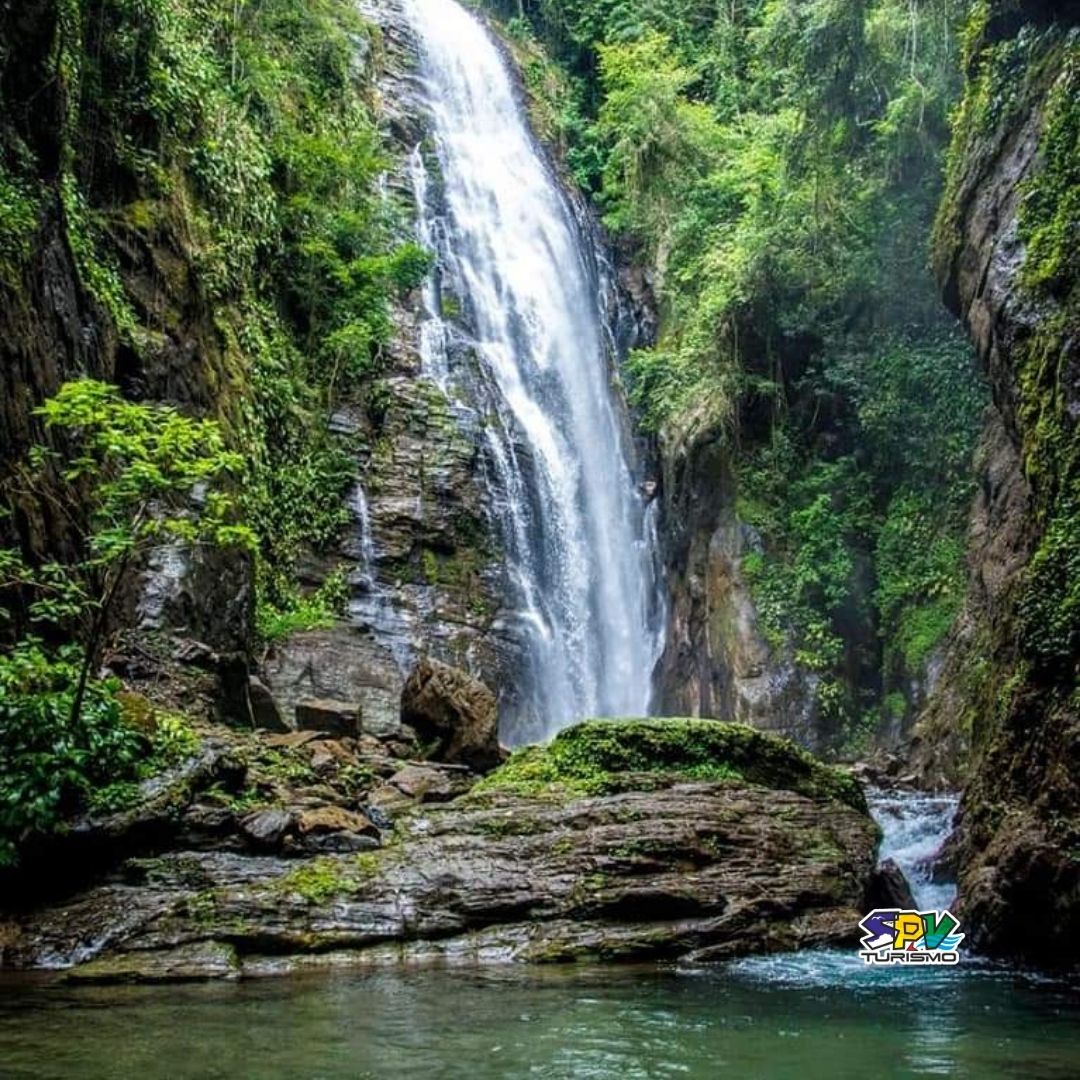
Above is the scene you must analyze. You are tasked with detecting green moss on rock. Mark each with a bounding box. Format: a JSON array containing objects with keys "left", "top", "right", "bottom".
[
  {"left": 473, "top": 718, "right": 866, "bottom": 812},
  {"left": 276, "top": 857, "right": 354, "bottom": 904}
]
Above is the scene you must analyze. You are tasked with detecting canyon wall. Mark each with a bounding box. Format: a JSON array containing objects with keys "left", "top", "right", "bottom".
[{"left": 919, "top": 1, "right": 1079, "bottom": 964}]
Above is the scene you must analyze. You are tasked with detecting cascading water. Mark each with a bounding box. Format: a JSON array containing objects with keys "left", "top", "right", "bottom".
[
  {"left": 727, "top": 788, "right": 960, "bottom": 985},
  {"left": 868, "top": 788, "right": 959, "bottom": 911},
  {"left": 404, "top": 0, "right": 664, "bottom": 742}
]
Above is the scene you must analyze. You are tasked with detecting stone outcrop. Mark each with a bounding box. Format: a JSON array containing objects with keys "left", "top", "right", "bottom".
[
  {"left": 0, "top": 719, "right": 879, "bottom": 980},
  {"left": 920, "top": 3, "right": 1080, "bottom": 964},
  {"left": 401, "top": 656, "right": 501, "bottom": 771}
]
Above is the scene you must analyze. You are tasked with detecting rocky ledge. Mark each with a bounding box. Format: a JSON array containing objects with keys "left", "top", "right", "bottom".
[{"left": 0, "top": 719, "right": 881, "bottom": 982}]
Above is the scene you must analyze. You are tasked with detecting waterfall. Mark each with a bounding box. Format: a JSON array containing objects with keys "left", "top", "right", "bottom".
[
  {"left": 404, "top": 0, "right": 664, "bottom": 742},
  {"left": 869, "top": 788, "right": 959, "bottom": 911}
]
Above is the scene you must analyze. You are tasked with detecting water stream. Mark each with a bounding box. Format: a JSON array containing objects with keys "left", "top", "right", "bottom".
[
  {"left": 870, "top": 787, "right": 960, "bottom": 911},
  {"left": 405, "top": 0, "right": 664, "bottom": 742}
]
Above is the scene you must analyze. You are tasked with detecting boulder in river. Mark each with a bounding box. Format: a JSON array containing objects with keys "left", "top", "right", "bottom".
[{"left": 865, "top": 857, "right": 917, "bottom": 910}]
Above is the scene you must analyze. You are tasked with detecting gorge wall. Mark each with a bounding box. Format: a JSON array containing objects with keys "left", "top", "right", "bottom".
[
  {"left": 0, "top": 0, "right": 659, "bottom": 745},
  {"left": 918, "top": 0, "right": 1080, "bottom": 964},
  {"left": 0, "top": 0, "right": 504, "bottom": 734}
]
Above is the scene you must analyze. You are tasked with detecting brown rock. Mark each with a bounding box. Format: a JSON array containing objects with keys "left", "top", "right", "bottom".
[
  {"left": 295, "top": 698, "right": 360, "bottom": 737},
  {"left": 264, "top": 730, "right": 321, "bottom": 750},
  {"left": 295, "top": 806, "right": 379, "bottom": 839},
  {"left": 400, "top": 657, "right": 499, "bottom": 772},
  {"left": 388, "top": 764, "right": 457, "bottom": 803},
  {"left": 367, "top": 783, "right": 415, "bottom": 816},
  {"left": 309, "top": 740, "right": 356, "bottom": 774}
]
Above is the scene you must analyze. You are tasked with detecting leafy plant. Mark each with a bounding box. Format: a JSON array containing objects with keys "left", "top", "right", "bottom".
[
  {"left": 3, "top": 379, "right": 253, "bottom": 724},
  {"left": 0, "top": 640, "right": 139, "bottom": 865}
]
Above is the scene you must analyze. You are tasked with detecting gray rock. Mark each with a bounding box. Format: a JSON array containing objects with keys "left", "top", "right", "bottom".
[
  {"left": 241, "top": 809, "right": 296, "bottom": 850},
  {"left": 303, "top": 832, "right": 382, "bottom": 854},
  {"left": 63, "top": 941, "right": 240, "bottom": 984},
  {"left": 263, "top": 630, "right": 404, "bottom": 739},
  {"left": 249, "top": 676, "right": 289, "bottom": 733},
  {"left": 357, "top": 685, "right": 401, "bottom": 738},
  {"left": 6, "top": 775, "right": 877, "bottom": 976},
  {"left": 295, "top": 698, "right": 361, "bottom": 737}
]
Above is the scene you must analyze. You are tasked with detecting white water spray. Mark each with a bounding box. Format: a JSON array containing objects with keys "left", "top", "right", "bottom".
[{"left": 405, "top": 0, "right": 664, "bottom": 741}]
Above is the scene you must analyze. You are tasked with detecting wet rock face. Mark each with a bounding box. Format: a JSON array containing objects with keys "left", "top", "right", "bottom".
[
  {"left": 401, "top": 657, "right": 500, "bottom": 772},
  {"left": 0, "top": 720, "right": 877, "bottom": 979},
  {"left": 865, "top": 858, "right": 916, "bottom": 911},
  {"left": 260, "top": 0, "right": 523, "bottom": 734},
  {"left": 1, "top": 0, "right": 250, "bottom": 655},
  {"left": 921, "top": 6, "right": 1080, "bottom": 965},
  {"left": 654, "top": 426, "right": 819, "bottom": 748}
]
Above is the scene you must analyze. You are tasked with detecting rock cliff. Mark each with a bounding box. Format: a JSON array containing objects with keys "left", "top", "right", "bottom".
[{"left": 921, "top": 1, "right": 1080, "bottom": 964}]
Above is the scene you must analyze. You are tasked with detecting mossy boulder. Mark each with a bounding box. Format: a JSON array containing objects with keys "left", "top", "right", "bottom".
[{"left": 475, "top": 718, "right": 866, "bottom": 812}]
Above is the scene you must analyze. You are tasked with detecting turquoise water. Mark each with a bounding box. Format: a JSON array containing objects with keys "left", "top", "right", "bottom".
[{"left": 1, "top": 957, "right": 1078, "bottom": 1079}]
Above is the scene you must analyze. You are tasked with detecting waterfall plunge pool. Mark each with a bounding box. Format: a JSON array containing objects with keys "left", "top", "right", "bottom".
[{"left": 2, "top": 961, "right": 1079, "bottom": 1079}]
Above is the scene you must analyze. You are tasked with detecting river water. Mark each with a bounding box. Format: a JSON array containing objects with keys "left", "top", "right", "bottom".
[{"left": 1, "top": 961, "right": 1077, "bottom": 1078}]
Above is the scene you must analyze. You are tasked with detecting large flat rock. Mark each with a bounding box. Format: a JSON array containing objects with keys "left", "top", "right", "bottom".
[{"left": 1, "top": 720, "right": 878, "bottom": 980}]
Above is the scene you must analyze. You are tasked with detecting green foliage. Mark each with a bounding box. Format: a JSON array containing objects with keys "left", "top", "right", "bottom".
[
  {"left": 933, "top": 21, "right": 1080, "bottom": 675},
  {"left": 1009, "top": 37, "right": 1080, "bottom": 673},
  {"left": 32, "top": 379, "right": 250, "bottom": 559},
  {"left": 1018, "top": 44, "right": 1079, "bottom": 296},
  {"left": 484, "top": 0, "right": 987, "bottom": 740},
  {"left": 13, "top": 380, "right": 252, "bottom": 646},
  {"left": 503, "top": 18, "right": 599, "bottom": 187},
  {"left": 0, "top": 641, "right": 199, "bottom": 864},
  {"left": 875, "top": 491, "right": 966, "bottom": 670},
  {"left": 277, "top": 856, "right": 352, "bottom": 904},
  {"left": 60, "top": 176, "right": 138, "bottom": 335},
  {"left": 0, "top": 641, "right": 137, "bottom": 864},
  {"left": 484, "top": 0, "right": 983, "bottom": 744},
  {"left": 0, "top": 165, "right": 40, "bottom": 286},
  {"left": 932, "top": 11, "right": 1046, "bottom": 278},
  {"left": 256, "top": 566, "right": 349, "bottom": 643},
  {"left": 0, "top": 377, "right": 248, "bottom": 810},
  {"left": 741, "top": 453, "right": 872, "bottom": 674}
]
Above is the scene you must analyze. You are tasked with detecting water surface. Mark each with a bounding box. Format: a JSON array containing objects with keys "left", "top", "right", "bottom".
[{"left": 1, "top": 962, "right": 1077, "bottom": 1079}]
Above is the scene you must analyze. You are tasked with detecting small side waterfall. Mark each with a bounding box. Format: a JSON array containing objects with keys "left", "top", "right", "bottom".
[
  {"left": 869, "top": 789, "right": 959, "bottom": 911},
  {"left": 404, "top": 0, "right": 664, "bottom": 742}
]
